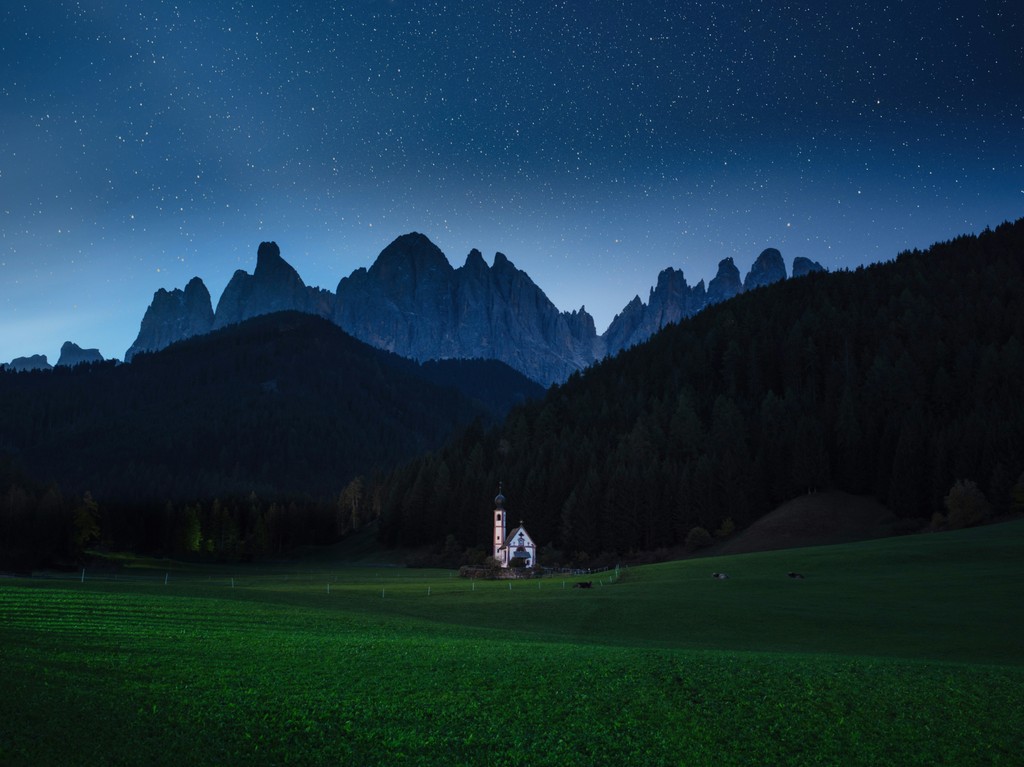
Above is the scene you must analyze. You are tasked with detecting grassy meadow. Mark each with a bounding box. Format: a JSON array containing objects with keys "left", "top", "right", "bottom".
[{"left": 2, "top": 522, "right": 1023, "bottom": 766}]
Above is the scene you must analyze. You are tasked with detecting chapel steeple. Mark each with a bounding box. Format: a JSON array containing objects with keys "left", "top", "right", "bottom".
[{"left": 492, "top": 483, "right": 506, "bottom": 560}]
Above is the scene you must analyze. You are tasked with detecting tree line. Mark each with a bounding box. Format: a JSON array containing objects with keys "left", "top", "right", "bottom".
[{"left": 1, "top": 453, "right": 380, "bottom": 570}]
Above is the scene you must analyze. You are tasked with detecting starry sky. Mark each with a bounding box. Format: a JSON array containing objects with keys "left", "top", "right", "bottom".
[{"left": 2, "top": 0, "right": 1022, "bottom": 363}]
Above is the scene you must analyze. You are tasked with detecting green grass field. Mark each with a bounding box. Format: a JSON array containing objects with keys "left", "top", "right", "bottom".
[{"left": 2, "top": 522, "right": 1023, "bottom": 766}]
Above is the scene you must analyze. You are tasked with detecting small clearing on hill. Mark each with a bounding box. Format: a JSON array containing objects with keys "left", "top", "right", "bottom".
[{"left": 719, "top": 491, "right": 903, "bottom": 555}]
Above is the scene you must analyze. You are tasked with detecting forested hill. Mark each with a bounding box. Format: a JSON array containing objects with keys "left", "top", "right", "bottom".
[
  {"left": 378, "top": 219, "right": 1024, "bottom": 560},
  {"left": 0, "top": 312, "right": 542, "bottom": 505}
]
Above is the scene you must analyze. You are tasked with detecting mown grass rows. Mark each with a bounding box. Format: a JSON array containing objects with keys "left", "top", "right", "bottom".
[
  {"left": 2, "top": 524, "right": 1024, "bottom": 765},
  {"left": 3, "top": 581, "right": 1022, "bottom": 766}
]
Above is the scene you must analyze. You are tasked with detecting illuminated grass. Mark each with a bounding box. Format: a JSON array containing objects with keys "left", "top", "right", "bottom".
[{"left": 2, "top": 523, "right": 1023, "bottom": 766}]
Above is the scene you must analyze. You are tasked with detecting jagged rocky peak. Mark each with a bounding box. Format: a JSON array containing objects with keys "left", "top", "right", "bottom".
[
  {"left": 125, "top": 276, "right": 215, "bottom": 361},
  {"left": 213, "top": 241, "right": 314, "bottom": 330},
  {"left": 258, "top": 240, "right": 279, "bottom": 258},
  {"left": 744, "top": 248, "right": 787, "bottom": 291},
  {"left": 334, "top": 234, "right": 597, "bottom": 385},
  {"left": 651, "top": 266, "right": 687, "bottom": 295},
  {"left": 602, "top": 265, "right": 711, "bottom": 357},
  {"left": 623, "top": 295, "right": 645, "bottom": 311},
  {"left": 183, "top": 276, "right": 213, "bottom": 306},
  {"left": 56, "top": 341, "right": 104, "bottom": 368},
  {"left": 4, "top": 354, "right": 52, "bottom": 372},
  {"left": 334, "top": 233, "right": 455, "bottom": 362},
  {"left": 461, "top": 248, "right": 489, "bottom": 275},
  {"left": 614, "top": 295, "right": 647, "bottom": 326},
  {"left": 489, "top": 251, "right": 547, "bottom": 302},
  {"left": 602, "top": 295, "right": 648, "bottom": 355},
  {"left": 368, "top": 232, "right": 453, "bottom": 282},
  {"left": 565, "top": 305, "right": 597, "bottom": 340},
  {"left": 650, "top": 267, "right": 707, "bottom": 314},
  {"left": 254, "top": 241, "right": 295, "bottom": 279},
  {"left": 706, "top": 257, "right": 743, "bottom": 305},
  {"left": 792, "top": 256, "right": 826, "bottom": 278}
]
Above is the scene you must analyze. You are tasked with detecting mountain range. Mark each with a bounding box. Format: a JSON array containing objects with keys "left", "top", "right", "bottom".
[
  {"left": 2, "top": 342, "right": 104, "bottom": 372},
  {"left": 120, "top": 234, "right": 822, "bottom": 384}
]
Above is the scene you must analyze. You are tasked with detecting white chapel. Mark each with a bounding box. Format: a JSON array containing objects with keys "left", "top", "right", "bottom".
[{"left": 491, "top": 485, "right": 538, "bottom": 568}]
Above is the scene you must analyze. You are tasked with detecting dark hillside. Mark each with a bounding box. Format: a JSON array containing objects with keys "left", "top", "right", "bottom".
[
  {"left": 417, "top": 358, "right": 544, "bottom": 415},
  {"left": 0, "top": 312, "right": 539, "bottom": 504},
  {"left": 378, "top": 219, "right": 1024, "bottom": 561},
  {"left": 0, "top": 312, "right": 543, "bottom": 563}
]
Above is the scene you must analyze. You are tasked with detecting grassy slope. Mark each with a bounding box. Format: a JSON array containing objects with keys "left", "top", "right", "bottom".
[
  {"left": 1, "top": 523, "right": 1022, "bottom": 766},
  {"left": 717, "top": 491, "right": 900, "bottom": 555}
]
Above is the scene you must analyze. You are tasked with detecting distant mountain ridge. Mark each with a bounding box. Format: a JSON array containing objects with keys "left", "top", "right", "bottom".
[
  {"left": 3, "top": 354, "right": 53, "bottom": 372},
  {"left": 119, "top": 235, "right": 824, "bottom": 383},
  {"left": 56, "top": 342, "right": 104, "bottom": 368},
  {"left": 3, "top": 343, "right": 106, "bottom": 372}
]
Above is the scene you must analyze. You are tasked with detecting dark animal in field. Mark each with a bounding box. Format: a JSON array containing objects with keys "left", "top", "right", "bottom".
[
  {"left": 711, "top": 572, "right": 729, "bottom": 580},
  {"left": 573, "top": 581, "right": 593, "bottom": 589},
  {"left": 787, "top": 572, "right": 805, "bottom": 579}
]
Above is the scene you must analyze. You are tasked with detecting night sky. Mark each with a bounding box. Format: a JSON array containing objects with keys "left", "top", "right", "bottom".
[{"left": 2, "top": 1, "right": 1021, "bottom": 363}]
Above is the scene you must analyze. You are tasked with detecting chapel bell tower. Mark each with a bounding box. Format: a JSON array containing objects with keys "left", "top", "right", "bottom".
[{"left": 493, "top": 484, "right": 507, "bottom": 560}]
